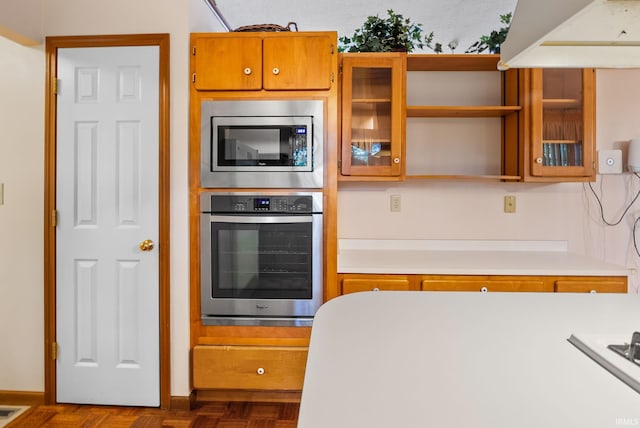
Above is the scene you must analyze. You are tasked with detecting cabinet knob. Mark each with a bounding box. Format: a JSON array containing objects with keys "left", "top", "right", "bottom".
[
  {"left": 372, "top": 287, "right": 380, "bottom": 292},
  {"left": 243, "top": 67, "right": 252, "bottom": 75},
  {"left": 257, "top": 367, "right": 265, "bottom": 375},
  {"left": 590, "top": 289, "right": 597, "bottom": 294},
  {"left": 480, "top": 286, "right": 488, "bottom": 293},
  {"left": 393, "top": 157, "right": 400, "bottom": 164},
  {"left": 536, "top": 157, "right": 543, "bottom": 164},
  {"left": 272, "top": 67, "right": 280, "bottom": 75}
]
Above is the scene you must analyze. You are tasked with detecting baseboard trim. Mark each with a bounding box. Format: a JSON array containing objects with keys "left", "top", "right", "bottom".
[
  {"left": 170, "top": 391, "right": 196, "bottom": 410},
  {"left": 196, "top": 389, "right": 301, "bottom": 403},
  {"left": 0, "top": 390, "right": 45, "bottom": 406}
]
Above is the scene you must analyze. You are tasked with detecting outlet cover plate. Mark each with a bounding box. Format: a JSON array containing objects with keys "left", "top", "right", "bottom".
[{"left": 598, "top": 149, "right": 622, "bottom": 174}]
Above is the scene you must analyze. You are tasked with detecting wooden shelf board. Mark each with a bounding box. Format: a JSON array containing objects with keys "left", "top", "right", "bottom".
[
  {"left": 407, "top": 54, "right": 500, "bottom": 71},
  {"left": 350, "top": 139, "right": 392, "bottom": 144},
  {"left": 543, "top": 99, "right": 581, "bottom": 109},
  {"left": 338, "top": 175, "right": 405, "bottom": 182},
  {"left": 406, "top": 105, "right": 521, "bottom": 118},
  {"left": 406, "top": 174, "right": 521, "bottom": 181},
  {"left": 352, "top": 98, "right": 392, "bottom": 103},
  {"left": 543, "top": 139, "right": 580, "bottom": 144}
]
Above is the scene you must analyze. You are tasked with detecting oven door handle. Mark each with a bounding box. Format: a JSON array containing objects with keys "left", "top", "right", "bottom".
[{"left": 209, "top": 215, "right": 312, "bottom": 224}]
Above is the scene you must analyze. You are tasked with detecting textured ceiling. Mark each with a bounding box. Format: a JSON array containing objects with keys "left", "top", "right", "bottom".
[{"left": 211, "top": 0, "right": 518, "bottom": 53}]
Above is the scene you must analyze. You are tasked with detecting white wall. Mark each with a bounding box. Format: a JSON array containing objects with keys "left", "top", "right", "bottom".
[
  {"left": 0, "top": 0, "right": 44, "bottom": 44},
  {"left": 0, "top": 36, "right": 45, "bottom": 391}
]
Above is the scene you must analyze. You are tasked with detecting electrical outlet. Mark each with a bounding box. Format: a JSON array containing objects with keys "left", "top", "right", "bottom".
[
  {"left": 390, "top": 194, "right": 401, "bottom": 212},
  {"left": 504, "top": 195, "right": 516, "bottom": 213}
]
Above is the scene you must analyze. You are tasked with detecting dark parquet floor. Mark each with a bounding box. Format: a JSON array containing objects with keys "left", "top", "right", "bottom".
[{"left": 7, "top": 401, "right": 300, "bottom": 427}]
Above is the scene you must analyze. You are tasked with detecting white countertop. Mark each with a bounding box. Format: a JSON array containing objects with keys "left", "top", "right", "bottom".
[
  {"left": 299, "top": 292, "right": 640, "bottom": 428},
  {"left": 338, "top": 239, "right": 630, "bottom": 276}
]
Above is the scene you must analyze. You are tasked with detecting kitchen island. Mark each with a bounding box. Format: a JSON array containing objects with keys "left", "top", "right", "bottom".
[{"left": 298, "top": 292, "right": 640, "bottom": 428}]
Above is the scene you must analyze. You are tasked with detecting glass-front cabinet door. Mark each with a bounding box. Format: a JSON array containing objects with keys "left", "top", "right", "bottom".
[
  {"left": 340, "top": 53, "right": 406, "bottom": 178},
  {"left": 530, "top": 68, "right": 595, "bottom": 179}
]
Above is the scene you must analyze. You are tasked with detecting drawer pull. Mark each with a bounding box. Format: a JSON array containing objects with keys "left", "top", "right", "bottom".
[
  {"left": 590, "top": 289, "right": 597, "bottom": 294},
  {"left": 243, "top": 67, "right": 252, "bottom": 75},
  {"left": 372, "top": 287, "right": 380, "bottom": 292},
  {"left": 256, "top": 367, "right": 265, "bottom": 375},
  {"left": 480, "top": 286, "right": 488, "bottom": 293}
]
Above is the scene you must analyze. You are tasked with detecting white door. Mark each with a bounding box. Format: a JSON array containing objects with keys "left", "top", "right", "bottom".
[{"left": 55, "top": 46, "right": 160, "bottom": 406}]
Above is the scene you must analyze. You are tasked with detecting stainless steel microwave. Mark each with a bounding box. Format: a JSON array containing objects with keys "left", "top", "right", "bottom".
[{"left": 200, "top": 99, "right": 324, "bottom": 188}]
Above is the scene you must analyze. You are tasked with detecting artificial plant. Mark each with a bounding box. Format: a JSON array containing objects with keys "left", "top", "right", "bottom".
[
  {"left": 339, "top": 9, "right": 442, "bottom": 53},
  {"left": 465, "top": 13, "right": 512, "bottom": 54}
]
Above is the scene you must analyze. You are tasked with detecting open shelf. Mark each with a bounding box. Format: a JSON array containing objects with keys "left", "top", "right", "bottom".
[
  {"left": 406, "top": 174, "right": 521, "bottom": 181},
  {"left": 405, "top": 55, "right": 518, "bottom": 181}
]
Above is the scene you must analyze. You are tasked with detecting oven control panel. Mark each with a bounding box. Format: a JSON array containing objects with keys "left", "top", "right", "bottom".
[{"left": 204, "top": 193, "right": 321, "bottom": 214}]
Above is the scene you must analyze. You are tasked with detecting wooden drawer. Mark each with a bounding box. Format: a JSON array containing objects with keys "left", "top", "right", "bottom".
[
  {"left": 193, "top": 345, "right": 308, "bottom": 391},
  {"left": 421, "top": 275, "right": 553, "bottom": 292},
  {"left": 554, "top": 278, "right": 627, "bottom": 293},
  {"left": 341, "top": 275, "right": 414, "bottom": 294}
]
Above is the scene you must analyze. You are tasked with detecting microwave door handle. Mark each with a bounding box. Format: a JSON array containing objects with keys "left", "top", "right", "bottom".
[{"left": 209, "top": 215, "right": 312, "bottom": 224}]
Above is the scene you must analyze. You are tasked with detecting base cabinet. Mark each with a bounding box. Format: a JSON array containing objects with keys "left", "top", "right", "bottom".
[
  {"left": 193, "top": 345, "right": 308, "bottom": 391},
  {"left": 421, "top": 275, "right": 552, "bottom": 292},
  {"left": 554, "top": 278, "right": 627, "bottom": 293},
  {"left": 339, "top": 273, "right": 627, "bottom": 294},
  {"left": 341, "top": 274, "right": 417, "bottom": 294}
]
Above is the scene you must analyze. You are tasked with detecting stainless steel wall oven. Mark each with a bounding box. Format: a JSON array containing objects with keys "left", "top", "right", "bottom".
[
  {"left": 200, "top": 99, "right": 324, "bottom": 188},
  {"left": 200, "top": 192, "right": 323, "bottom": 326}
]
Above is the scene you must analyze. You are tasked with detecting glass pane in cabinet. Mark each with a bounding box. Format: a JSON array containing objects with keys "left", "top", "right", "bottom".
[
  {"left": 541, "top": 69, "right": 584, "bottom": 167},
  {"left": 350, "top": 67, "right": 392, "bottom": 167}
]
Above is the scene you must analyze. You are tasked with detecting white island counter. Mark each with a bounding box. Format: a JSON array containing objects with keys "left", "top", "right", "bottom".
[{"left": 299, "top": 292, "right": 640, "bottom": 428}]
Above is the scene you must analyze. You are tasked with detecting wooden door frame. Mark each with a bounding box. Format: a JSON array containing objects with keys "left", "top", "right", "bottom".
[{"left": 43, "top": 34, "right": 171, "bottom": 408}]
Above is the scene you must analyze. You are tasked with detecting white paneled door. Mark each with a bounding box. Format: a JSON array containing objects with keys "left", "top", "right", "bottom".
[{"left": 55, "top": 46, "right": 160, "bottom": 406}]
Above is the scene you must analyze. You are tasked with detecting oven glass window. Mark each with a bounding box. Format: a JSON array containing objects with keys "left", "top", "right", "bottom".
[
  {"left": 214, "top": 124, "right": 309, "bottom": 167},
  {"left": 210, "top": 221, "right": 313, "bottom": 299}
]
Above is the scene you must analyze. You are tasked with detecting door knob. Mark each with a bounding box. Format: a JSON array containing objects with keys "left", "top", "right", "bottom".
[{"left": 139, "top": 239, "right": 154, "bottom": 252}]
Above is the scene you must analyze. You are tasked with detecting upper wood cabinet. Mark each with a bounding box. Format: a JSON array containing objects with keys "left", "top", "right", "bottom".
[
  {"left": 191, "top": 32, "right": 336, "bottom": 91},
  {"left": 339, "top": 53, "right": 406, "bottom": 179},
  {"left": 520, "top": 68, "right": 596, "bottom": 181}
]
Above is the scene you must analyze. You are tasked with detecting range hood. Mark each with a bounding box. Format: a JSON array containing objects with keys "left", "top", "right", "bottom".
[{"left": 499, "top": 0, "right": 640, "bottom": 68}]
